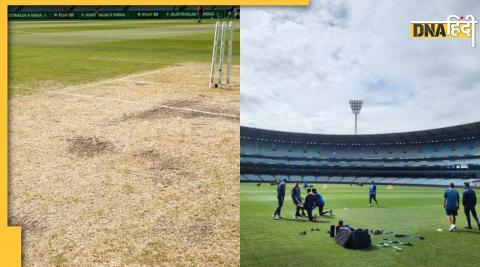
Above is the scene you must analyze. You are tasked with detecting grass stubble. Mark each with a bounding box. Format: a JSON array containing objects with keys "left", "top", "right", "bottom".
[{"left": 9, "top": 62, "right": 240, "bottom": 266}]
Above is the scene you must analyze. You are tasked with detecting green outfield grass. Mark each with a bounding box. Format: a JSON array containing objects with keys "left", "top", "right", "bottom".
[
  {"left": 8, "top": 19, "right": 239, "bottom": 96},
  {"left": 241, "top": 183, "right": 480, "bottom": 267}
]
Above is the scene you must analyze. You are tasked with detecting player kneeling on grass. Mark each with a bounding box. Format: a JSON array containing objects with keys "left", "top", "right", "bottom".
[
  {"left": 462, "top": 182, "right": 480, "bottom": 230},
  {"left": 303, "top": 188, "right": 316, "bottom": 221},
  {"left": 444, "top": 183, "right": 460, "bottom": 232},
  {"left": 312, "top": 188, "right": 332, "bottom": 216},
  {"left": 368, "top": 180, "right": 379, "bottom": 207}
]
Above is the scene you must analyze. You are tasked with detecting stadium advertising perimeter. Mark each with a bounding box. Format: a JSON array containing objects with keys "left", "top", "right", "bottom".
[{"left": 8, "top": 10, "right": 233, "bottom": 20}]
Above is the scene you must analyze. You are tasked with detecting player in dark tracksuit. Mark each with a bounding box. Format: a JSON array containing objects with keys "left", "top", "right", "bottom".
[
  {"left": 462, "top": 182, "right": 480, "bottom": 230},
  {"left": 303, "top": 188, "right": 316, "bottom": 221},
  {"left": 291, "top": 183, "right": 303, "bottom": 219},
  {"left": 273, "top": 179, "right": 287, "bottom": 220}
]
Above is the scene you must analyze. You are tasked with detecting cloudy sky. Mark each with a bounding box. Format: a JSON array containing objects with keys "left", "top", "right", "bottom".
[{"left": 240, "top": 0, "right": 480, "bottom": 134}]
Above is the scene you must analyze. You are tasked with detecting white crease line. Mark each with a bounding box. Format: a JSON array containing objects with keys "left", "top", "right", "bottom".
[
  {"left": 61, "top": 69, "right": 222, "bottom": 92},
  {"left": 20, "top": 68, "right": 214, "bottom": 94},
  {"left": 60, "top": 69, "right": 165, "bottom": 92},
  {"left": 44, "top": 90, "right": 239, "bottom": 119},
  {"left": 127, "top": 79, "right": 208, "bottom": 88}
]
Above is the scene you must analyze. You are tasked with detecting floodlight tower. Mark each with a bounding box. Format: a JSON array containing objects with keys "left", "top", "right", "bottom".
[{"left": 349, "top": 100, "right": 363, "bottom": 135}]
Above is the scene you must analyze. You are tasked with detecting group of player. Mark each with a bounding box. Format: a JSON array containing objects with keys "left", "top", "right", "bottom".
[
  {"left": 443, "top": 182, "right": 479, "bottom": 231},
  {"left": 273, "top": 179, "right": 381, "bottom": 222},
  {"left": 272, "top": 178, "right": 479, "bottom": 232},
  {"left": 272, "top": 179, "right": 332, "bottom": 221}
]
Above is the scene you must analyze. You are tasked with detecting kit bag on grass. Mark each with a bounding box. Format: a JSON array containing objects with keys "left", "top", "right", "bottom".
[
  {"left": 351, "top": 229, "right": 371, "bottom": 249},
  {"left": 336, "top": 227, "right": 371, "bottom": 249},
  {"left": 335, "top": 227, "right": 353, "bottom": 247}
]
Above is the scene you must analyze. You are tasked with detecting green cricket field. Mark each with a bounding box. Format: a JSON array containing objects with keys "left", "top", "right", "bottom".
[{"left": 241, "top": 183, "right": 480, "bottom": 267}]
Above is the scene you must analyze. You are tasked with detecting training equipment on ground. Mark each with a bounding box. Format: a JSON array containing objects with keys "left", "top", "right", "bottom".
[
  {"left": 209, "top": 20, "right": 234, "bottom": 88},
  {"left": 387, "top": 185, "right": 394, "bottom": 190},
  {"left": 392, "top": 245, "right": 403, "bottom": 252},
  {"left": 330, "top": 225, "right": 335, "bottom": 237},
  {"left": 377, "top": 232, "right": 422, "bottom": 252},
  {"left": 335, "top": 226, "right": 371, "bottom": 249}
]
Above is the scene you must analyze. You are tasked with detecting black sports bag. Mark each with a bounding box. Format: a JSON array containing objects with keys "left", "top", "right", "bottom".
[
  {"left": 336, "top": 227, "right": 371, "bottom": 249},
  {"left": 351, "top": 229, "right": 371, "bottom": 249}
]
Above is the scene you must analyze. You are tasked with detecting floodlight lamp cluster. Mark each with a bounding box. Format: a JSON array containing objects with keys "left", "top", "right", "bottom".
[{"left": 349, "top": 100, "right": 363, "bottom": 115}]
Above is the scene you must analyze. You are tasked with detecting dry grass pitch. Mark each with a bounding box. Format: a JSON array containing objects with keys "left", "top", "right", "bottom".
[{"left": 9, "top": 62, "right": 240, "bottom": 266}]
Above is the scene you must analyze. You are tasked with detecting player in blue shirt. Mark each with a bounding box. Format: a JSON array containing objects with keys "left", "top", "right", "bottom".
[
  {"left": 273, "top": 179, "right": 287, "bottom": 220},
  {"left": 462, "top": 182, "right": 479, "bottom": 230},
  {"left": 369, "top": 180, "right": 379, "bottom": 207},
  {"left": 312, "top": 188, "right": 332, "bottom": 216},
  {"left": 444, "top": 183, "right": 460, "bottom": 231}
]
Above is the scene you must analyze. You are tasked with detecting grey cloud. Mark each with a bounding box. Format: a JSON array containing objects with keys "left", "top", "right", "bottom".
[{"left": 240, "top": 0, "right": 480, "bottom": 134}]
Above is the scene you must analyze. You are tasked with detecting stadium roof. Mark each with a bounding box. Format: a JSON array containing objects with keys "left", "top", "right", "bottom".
[{"left": 241, "top": 121, "right": 480, "bottom": 145}]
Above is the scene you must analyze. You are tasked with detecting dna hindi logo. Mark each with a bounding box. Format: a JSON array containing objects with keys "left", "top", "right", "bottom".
[{"left": 410, "top": 15, "right": 477, "bottom": 48}]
